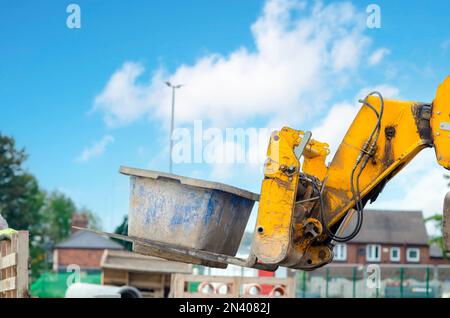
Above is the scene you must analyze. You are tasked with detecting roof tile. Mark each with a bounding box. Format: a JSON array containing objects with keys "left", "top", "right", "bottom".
[{"left": 55, "top": 230, "right": 124, "bottom": 250}]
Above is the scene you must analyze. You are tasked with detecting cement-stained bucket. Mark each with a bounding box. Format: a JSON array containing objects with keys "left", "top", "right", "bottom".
[{"left": 120, "top": 166, "right": 259, "bottom": 258}]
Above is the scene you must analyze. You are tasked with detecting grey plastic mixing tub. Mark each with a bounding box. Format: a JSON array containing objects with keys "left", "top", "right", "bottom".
[{"left": 120, "top": 166, "right": 259, "bottom": 260}]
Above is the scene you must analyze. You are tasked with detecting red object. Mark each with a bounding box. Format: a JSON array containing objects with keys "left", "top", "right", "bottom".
[{"left": 258, "top": 270, "right": 275, "bottom": 295}]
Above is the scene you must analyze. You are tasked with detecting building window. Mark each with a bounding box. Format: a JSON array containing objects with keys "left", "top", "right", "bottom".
[
  {"left": 334, "top": 244, "right": 347, "bottom": 261},
  {"left": 390, "top": 247, "right": 401, "bottom": 262},
  {"left": 406, "top": 248, "right": 420, "bottom": 262},
  {"left": 357, "top": 247, "right": 365, "bottom": 256},
  {"left": 366, "top": 244, "right": 381, "bottom": 262}
]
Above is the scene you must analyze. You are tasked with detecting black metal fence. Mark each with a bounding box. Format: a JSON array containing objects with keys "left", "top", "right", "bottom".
[{"left": 296, "top": 264, "right": 450, "bottom": 298}]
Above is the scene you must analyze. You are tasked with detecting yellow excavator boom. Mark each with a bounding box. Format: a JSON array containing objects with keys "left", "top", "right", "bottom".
[
  {"left": 253, "top": 76, "right": 450, "bottom": 270},
  {"left": 88, "top": 76, "right": 450, "bottom": 272}
]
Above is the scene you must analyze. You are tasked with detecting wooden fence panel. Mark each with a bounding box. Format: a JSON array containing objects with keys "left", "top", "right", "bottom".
[{"left": 0, "top": 231, "right": 29, "bottom": 298}]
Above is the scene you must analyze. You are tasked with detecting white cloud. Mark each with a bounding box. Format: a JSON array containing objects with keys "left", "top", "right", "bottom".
[
  {"left": 93, "top": 63, "right": 165, "bottom": 127},
  {"left": 312, "top": 101, "right": 357, "bottom": 154},
  {"left": 93, "top": 0, "right": 372, "bottom": 128},
  {"left": 77, "top": 135, "right": 115, "bottom": 163},
  {"left": 91, "top": 0, "right": 448, "bottom": 237},
  {"left": 371, "top": 156, "right": 448, "bottom": 235},
  {"left": 209, "top": 131, "right": 270, "bottom": 182},
  {"left": 368, "top": 48, "right": 390, "bottom": 66},
  {"left": 355, "top": 84, "right": 400, "bottom": 101}
]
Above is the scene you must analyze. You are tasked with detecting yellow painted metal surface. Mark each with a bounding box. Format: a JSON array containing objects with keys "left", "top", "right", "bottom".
[
  {"left": 252, "top": 128, "right": 301, "bottom": 264},
  {"left": 302, "top": 139, "right": 330, "bottom": 181},
  {"left": 431, "top": 76, "right": 450, "bottom": 170},
  {"left": 321, "top": 97, "right": 431, "bottom": 228},
  {"left": 253, "top": 128, "right": 332, "bottom": 266},
  {"left": 253, "top": 85, "right": 446, "bottom": 268}
]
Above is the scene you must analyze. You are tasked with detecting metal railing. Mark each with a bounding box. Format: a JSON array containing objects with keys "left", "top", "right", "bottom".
[{"left": 296, "top": 263, "right": 450, "bottom": 298}]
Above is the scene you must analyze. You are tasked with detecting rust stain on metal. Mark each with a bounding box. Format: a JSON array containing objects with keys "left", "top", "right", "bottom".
[
  {"left": 273, "top": 177, "right": 293, "bottom": 189},
  {"left": 382, "top": 125, "right": 396, "bottom": 168},
  {"left": 411, "top": 103, "right": 432, "bottom": 142}
]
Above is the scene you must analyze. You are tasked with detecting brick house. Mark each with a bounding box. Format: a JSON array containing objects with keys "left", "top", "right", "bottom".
[
  {"left": 333, "top": 210, "right": 450, "bottom": 265},
  {"left": 53, "top": 214, "right": 123, "bottom": 272}
]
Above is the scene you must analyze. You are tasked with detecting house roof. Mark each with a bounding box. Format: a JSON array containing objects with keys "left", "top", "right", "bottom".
[
  {"left": 55, "top": 230, "right": 124, "bottom": 250},
  {"left": 100, "top": 250, "right": 192, "bottom": 274},
  {"left": 343, "top": 210, "right": 429, "bottom": 245}
]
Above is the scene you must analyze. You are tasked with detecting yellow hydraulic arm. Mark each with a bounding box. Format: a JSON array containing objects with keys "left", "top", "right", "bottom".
[
  {"left": 90, "top": 76, "right": 450, "bottom": 272},
  {"left": 252, "top": 76, "right": 450, "bottom": 270}
]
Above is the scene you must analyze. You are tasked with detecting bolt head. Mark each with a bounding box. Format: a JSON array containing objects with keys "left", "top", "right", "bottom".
[{"left": 318, "top": 250, "right": 327, "bottom": 260}]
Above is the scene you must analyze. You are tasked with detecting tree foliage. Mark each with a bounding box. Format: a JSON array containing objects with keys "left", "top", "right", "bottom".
[
  {"left": 0, "top": 133, "right": 46, "bottom": 277},
  {"left": 114, "top": 216, "right": 132, "bottom": 251},
  {"left": 40, "top": 191, "right": 77, "bottom": 244},
  {"left": 79, "top": 207, "right": 102, "bottom": 231},
  {"left": 0, "top": 133, "right": 102, "bottom": 279},
  {"left": 0, "top": 134, "right": 44, "bottom": 236}
]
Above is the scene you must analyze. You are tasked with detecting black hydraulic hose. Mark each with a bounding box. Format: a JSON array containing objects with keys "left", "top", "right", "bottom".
[
  {"left": 317, "top": 92, "right": 385, "bottom": 242},
  {"left": 355, "top": 92, "right": 384, "bottom": 210}
]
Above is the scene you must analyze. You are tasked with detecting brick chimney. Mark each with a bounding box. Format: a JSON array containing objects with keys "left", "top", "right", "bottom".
[{"left": 71, "top": 213, "right": 89, "bottom": 234}]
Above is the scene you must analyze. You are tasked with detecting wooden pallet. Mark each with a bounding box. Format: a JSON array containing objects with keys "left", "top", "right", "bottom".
[
  {"left": 171, "top": 274, "right": 296, "bottom": 298},
  {"left": 0, "top": 231, "right": 29, "bottom": 298}
]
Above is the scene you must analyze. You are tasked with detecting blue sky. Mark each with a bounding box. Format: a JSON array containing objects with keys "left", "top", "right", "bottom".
[{"left": 1, "top": 0, "right": 450, "bottom": 232}]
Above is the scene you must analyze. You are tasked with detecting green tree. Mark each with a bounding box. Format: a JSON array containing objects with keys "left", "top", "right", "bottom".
[
  {"left": 0, "top": 134, "right": 44, "bottom": 233},
  {"left": 40, "top": 191, "right": 76, "bottom": 244},
  {"left": 0, "top": 133, "right": 45, "bottom": 278},
  {"left": 0, "top": 133, "right": 103, "bottom": 279},
  {"left": 114, "top": 216, "right": 132, "bottom": 251},
  {"left": 79, "top": 207, "right": 102, "bottom": 231}
]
